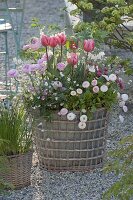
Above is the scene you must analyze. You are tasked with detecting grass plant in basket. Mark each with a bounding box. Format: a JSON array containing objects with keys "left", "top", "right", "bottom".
[{"left": 0, "top": 99, "right": 33, "bottom": 189}]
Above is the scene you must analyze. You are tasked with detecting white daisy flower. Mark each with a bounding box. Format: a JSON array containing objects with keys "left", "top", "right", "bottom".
[
  {"left": 71, "top": 91, "right": 76, "bottom": 96},
  {"left": 82, "top": 81, "right": 90, "bottom": 88},
  {"left": 117, "top": 92, "right": 120, "bottom": 99},
  {"left": 121, "top": 94, "right": 128, "bottom": 102},
  {"left": 67, "top": 78, "right": 71, "bottom": 82},
  {"left": 106, "top": 82, "right": 110, "bottom": 86},
  {"left": 60, "top": 72, "right": 64, "bottom": 77},
  {"left": 91, "top": 79, "right": 97, "bottom": 86},
  {"left": 81, "top": 109, "right": 86, "bottom": 113},
  {"left": 67, "top": 112, "right": 76, "bottom": 121},
  {"left": 100, "top": 85, "right": 108, "bottom": 92},
  {"left": 80, "top": 115, "right": 87, "bottom": 122},
  {"left": 76, "top": 88, "right": 83, "bottom": 94},
  {"left": 123, "top": 105, "right": 128, "bottom": 112},
  {"left": 88, "top": 65, "right": 95, "bottom": 73},
  {"left": 109, "top": 74, "right": 117, "bottom": 81},
  {"left": 102, "top": 75, "right": 109, "bottom": 81},
  {"left": 119, "top": 101, "right": 125, "bottom": 107},
  {"left": 44, "top": 82, "right": 48, "bottom": 86},
  {"left": 78, "top": 122, "right": 86, "bottom": 129}
]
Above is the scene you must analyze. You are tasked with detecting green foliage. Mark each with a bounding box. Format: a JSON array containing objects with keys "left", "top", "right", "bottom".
[
  {"left": 69, "top": 0, "right": 133, "bottom": 75},
  {"left": 0, "top": 101, "right": 32, "bottom": 156},
  {"left": 103, "top": 135, "right": 133, "bottom": 200},
  {"left": 18, "top": 37, "right": 123, "bottom": 119}
]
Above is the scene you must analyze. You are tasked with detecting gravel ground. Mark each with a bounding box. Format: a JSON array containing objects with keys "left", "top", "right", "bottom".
[{"left": 0, "top": 106, "right": 133, "bottom": 200}]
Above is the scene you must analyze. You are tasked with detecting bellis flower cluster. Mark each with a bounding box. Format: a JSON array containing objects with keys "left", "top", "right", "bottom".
[{"left": 8, "top": 32, "right": 128, "bottom": 129}]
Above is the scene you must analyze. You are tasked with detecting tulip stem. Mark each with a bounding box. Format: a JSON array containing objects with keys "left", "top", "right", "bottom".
[
  {"left": 53, "top": 48, "right": 55, "bottom": 68},
  {"left": 61, "top": 45, "right": 63, "bottom": 61},
  {"left": 46, "top": 46, "right": 48, "bottom": 60},
  {"left": 84, "top": 52, "right": 88, "bottom": 78},
  {"left": 53, "top": 48, "right": 55, "bottom": 56},
  {"left": 86, "top": 52, "right": 88, "bottom": 64}
]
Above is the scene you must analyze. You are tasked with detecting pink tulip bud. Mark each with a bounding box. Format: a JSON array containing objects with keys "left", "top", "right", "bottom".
[
  {"left": 83, "top": 39, "right": 95, "bottom": 52},
  {"left": 116, "top": 78, "right": 125, "bottom": 90},
  {"left": 67, "top": 53, "right": 78, "bottom": 66},
  {"left": 104, "top": 67, "right": 108, "bottom": 75},
  {"left": 49, "top": 36, "right": 58, "bottom": 48},
  {"left": 56, "top": 32, "right": 67, "bottom": 45},
  {"left": 97, "top": 69, "right": 102, "bottom": 77},
  {"left": 41, "top": 34, "right": 49, "bottom": 47}
]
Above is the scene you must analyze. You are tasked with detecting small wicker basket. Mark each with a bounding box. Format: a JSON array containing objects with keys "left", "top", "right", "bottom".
[
  {"left": 0, "top": 151, "right": 33, "bottom": 189},
  {"left": 34, "top": 108, "right": 108, "bottom": 171}
]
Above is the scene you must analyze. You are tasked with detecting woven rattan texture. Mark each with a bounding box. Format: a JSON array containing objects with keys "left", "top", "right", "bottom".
[
  {"left": 34, "top": 108, "right": 108, "bottom": 171},
  {"left": 1, "top": 151, "right": 33, "bottom": 189}
]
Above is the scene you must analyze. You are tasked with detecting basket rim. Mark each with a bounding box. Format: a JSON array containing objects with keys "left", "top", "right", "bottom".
[
  {"left": 36, "top": 116, "right": 108, "bottom": 124},
  {"left": 32, "top": 107, "right": 107, "bottom": 115}
]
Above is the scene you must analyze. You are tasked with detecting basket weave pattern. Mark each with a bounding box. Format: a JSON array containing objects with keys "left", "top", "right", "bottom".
[
  {"left": 34, "top": 108, "right": 108, "bottom": 171},
  {"left": 1, "top": 151, "right": 33, "bottom": 189}
]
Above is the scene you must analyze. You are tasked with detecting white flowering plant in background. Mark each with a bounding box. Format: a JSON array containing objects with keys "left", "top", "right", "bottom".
[{"left": 8, "top": 33, "right": 128, "bottom": 129}]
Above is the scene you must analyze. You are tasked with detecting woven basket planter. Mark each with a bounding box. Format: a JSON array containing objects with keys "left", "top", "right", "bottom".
[
  {"left": 34, "top": 108, "right": 108, "bottom": 171},
  {"left": 0, "top": 151, "right": 33, "bottom": 189}
]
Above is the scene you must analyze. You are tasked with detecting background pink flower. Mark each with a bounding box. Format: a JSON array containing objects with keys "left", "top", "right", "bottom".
[
  {"left": 42, "top": 51, "right": 53, "bottom": 61},
  {"left": 7, "top": 69, "right": 18, "bottom": 78},
  {"left": 23, "top": 44, "right": 30, "bottom": 51},
  {"left": 22, "top": 64, "right": 31, "bottom": 74},
  {"left": 57, "top": 63, "right": 66, "bottom": 71},
  {"left": 37, "top": 58, "right": 47, "bottom": 70},
  {"left": 29, "top": 37, "right": 41, "bottom": 50}
]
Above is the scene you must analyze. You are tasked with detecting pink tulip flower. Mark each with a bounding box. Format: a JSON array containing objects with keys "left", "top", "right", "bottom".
[
  {"left": 41, "top": 34, "right": 49, "bottom": 47},
  {"left": 56, "top": 32, "right": 67, "bottom": 45},
  {"left": 49, "top": 36, "right": 58, "bottom": 48},
  {"left": 83, "top": 39, "right": 95, "bottom": 52},
  {"left": 67, "top": 53, "right": 78, "bottom": 66}
]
